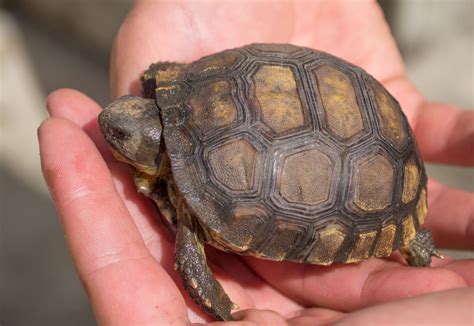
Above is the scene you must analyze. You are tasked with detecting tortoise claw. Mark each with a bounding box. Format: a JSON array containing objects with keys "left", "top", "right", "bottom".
[
  {"left": 400, "top": 229, "right": 441, "bottom": 267},
  {"left": 433, "top": 250, "right": 445, "bottom": 260}
]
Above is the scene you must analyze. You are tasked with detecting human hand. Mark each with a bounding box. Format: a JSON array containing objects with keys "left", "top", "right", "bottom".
[{"left": 39, "top": 0, "right": 474, "bottom": 324}]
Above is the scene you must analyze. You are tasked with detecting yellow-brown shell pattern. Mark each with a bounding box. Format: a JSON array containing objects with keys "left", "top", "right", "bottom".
[{"left": 155, "top": 44, "right": 427, "bottom": 265}]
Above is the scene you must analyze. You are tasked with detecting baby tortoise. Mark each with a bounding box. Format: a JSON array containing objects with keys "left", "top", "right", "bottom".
[{"left": 99, "top": 44, "right": 442, "bottom": 321}]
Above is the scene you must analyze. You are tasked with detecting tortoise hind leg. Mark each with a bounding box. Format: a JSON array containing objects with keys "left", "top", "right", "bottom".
[
  {"left": 400, "top": 229, "right": 444, "bottom": 267},
  {"left": 175, "top": 206, "right": 237, "bottom": 321}
]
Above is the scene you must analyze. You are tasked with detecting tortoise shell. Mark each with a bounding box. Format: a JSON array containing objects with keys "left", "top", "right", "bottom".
[{"left": 148, "top": 43, "right": 427, "bottom": 265}]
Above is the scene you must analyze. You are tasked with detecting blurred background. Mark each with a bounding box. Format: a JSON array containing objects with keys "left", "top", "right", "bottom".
[{"left": 0, "top": 0, "right": 472, "bottom": 324}]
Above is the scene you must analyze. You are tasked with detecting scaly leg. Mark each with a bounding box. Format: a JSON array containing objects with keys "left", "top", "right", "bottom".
[
  {"left": 175, "top": 207, "right": 237, "bottom": 321},
  {"left": 400, "top": 229, "right": 444, "bottom": 267}
]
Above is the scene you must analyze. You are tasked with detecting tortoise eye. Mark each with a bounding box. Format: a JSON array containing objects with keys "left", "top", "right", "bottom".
[{"left": 112, "top": 127, "right": 129, "bottom": 140}]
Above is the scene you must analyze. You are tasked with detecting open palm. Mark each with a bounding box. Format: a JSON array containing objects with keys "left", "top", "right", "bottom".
[{"left": 39, "top": 1, "right": 473, "bottom": 324}]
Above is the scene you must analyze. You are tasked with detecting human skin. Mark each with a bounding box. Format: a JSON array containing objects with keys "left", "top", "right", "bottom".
[{"left": 38, "top": 0, "right": 474, "bottom": 324}]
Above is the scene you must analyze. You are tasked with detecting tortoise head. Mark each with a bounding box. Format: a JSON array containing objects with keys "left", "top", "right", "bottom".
[{"left": 99, "top": 95, "right": 162, "bottom": 174}]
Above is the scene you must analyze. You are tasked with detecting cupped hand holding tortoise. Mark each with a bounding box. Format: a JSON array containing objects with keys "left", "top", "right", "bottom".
[
  {"left": 100, "top": 42, "right": 444, "bottom": 321},
  {"left": 39, "top": 1, "right": 474, "bottom": 324}
]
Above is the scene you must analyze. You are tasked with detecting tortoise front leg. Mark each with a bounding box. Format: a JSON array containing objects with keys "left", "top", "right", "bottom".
[
  {"left": 400, "top": 229, "right": 444, "bottom": 267},
  {"left": 175, "top": 207, "right": 237, "bottom": 321}
]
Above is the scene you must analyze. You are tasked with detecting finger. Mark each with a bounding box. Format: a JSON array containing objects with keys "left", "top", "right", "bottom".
[
  {"left": 38, "top": 118, "right": 189, "bottom": 325},
  {"left": 46, "top": 88, "right": 115, "bottom": 163},
  {"left": 232, "top": 309, "right": 286, "bottom": 325},
  {"left": 287, "top": 308, "right": 344, "bottom": 326},
  {"left": 414, "top": 102, "right": 474, "bottom": 166},
  {"left": 199, "top": 322, "right": 257, "bottom": 326},
  {"left": 46, "top": 88, "right": 101, "bottom": 122},
  {"left": 375, "top": 67, "right": 474, "bottom": 167},
  {"left": 245, "top": 257, "right": 466, "bottom": 312},
  {"left": 206, "top": 307, "right": 345, "bottom": 326},
  {"left": 439, "top": 260, "right": 474, "bottom": 285},
  {"left": 425, "top": 179, "right": 474, "bottom": 249},
  {"left": 336, "top": 288, "right": 474, "bottom": 325}
]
